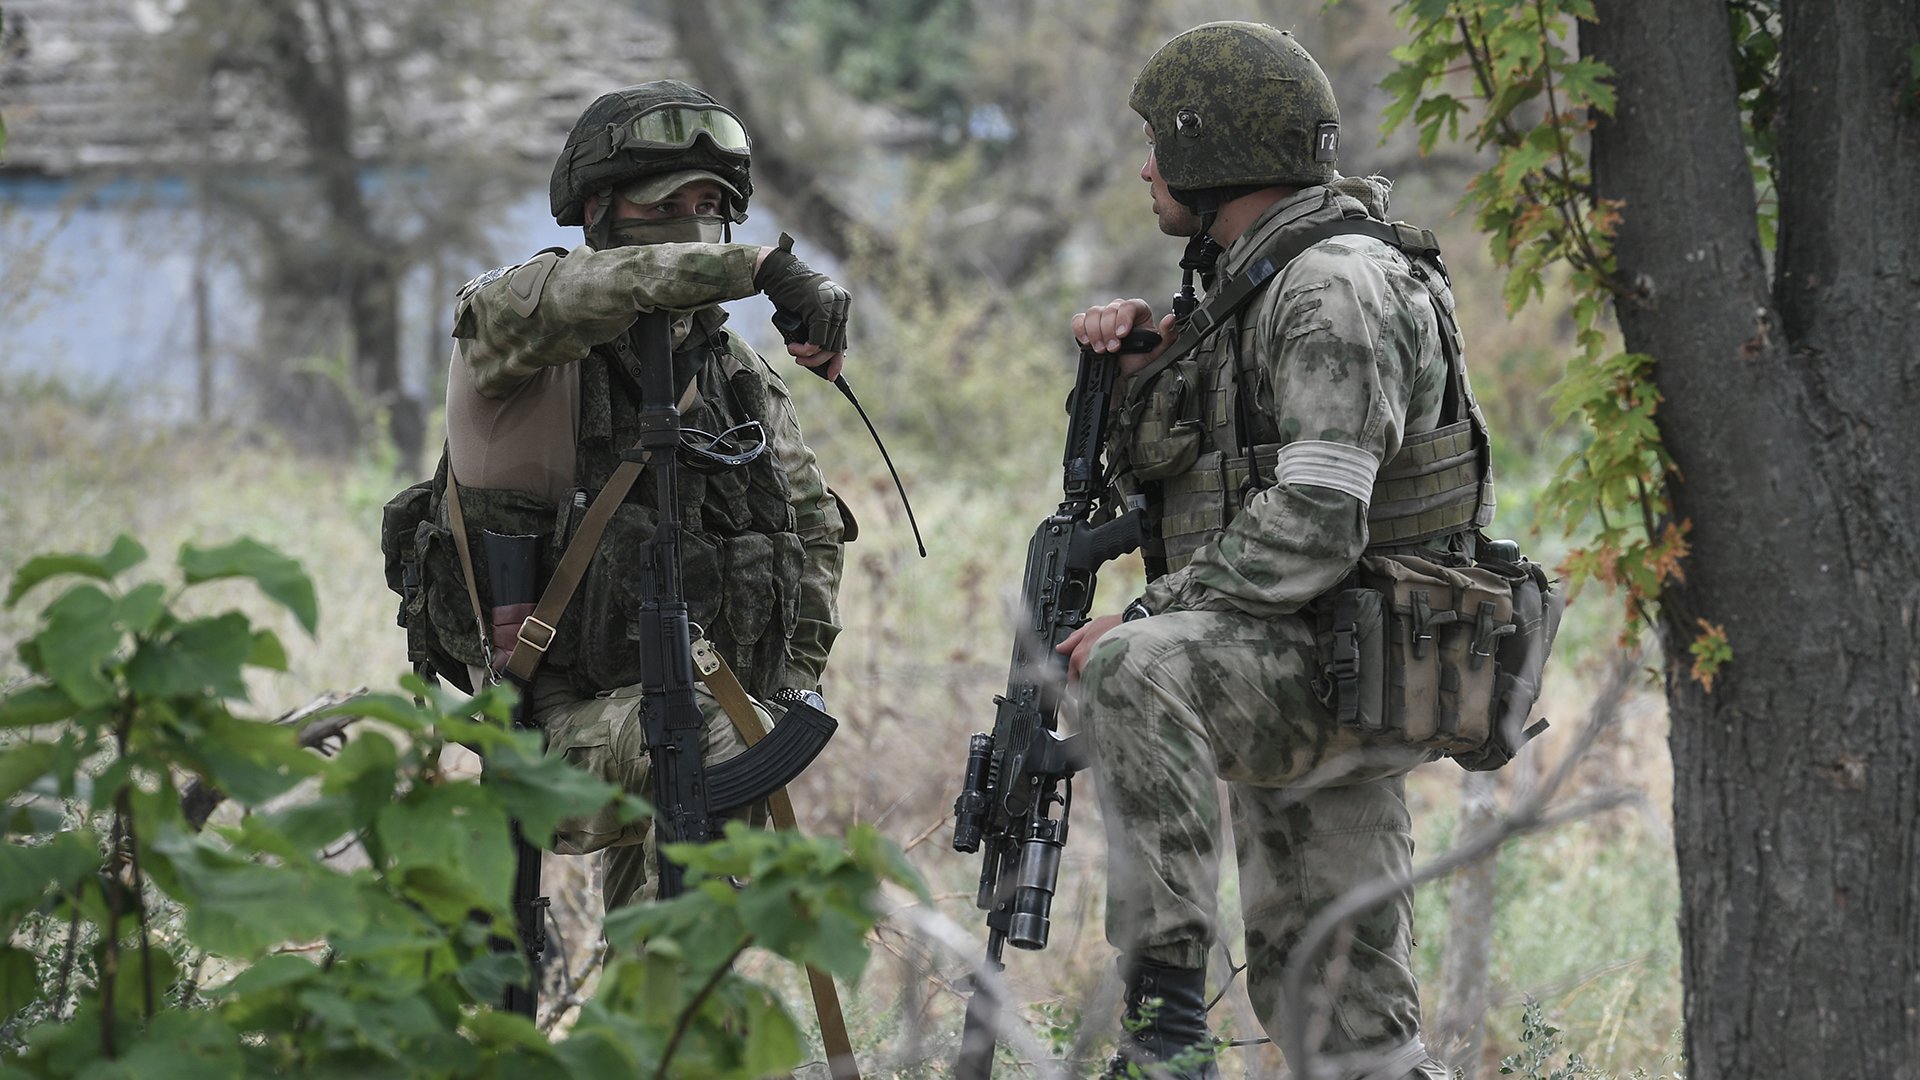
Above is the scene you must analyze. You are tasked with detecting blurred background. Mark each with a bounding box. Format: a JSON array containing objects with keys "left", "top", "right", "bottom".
[{"left": 0, "top": 0, "right": 1676, "bottom": 1076}]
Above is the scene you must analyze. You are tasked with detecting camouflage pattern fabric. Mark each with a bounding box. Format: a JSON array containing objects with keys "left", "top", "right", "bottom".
[
  {"left": 1128, "top": 179, "right": 1454, "bottom": 615},
  {"left": 524, "top": 670, "right": 771, "bottom": 910},
  {"left": 454, "top": 241, "right": 761, "bottom": 399},
  {"left": 448, "top": 239, "right": 845, "bottom": 691},
  {"left": 1129, "top": 22, "right": 1342, "bottom": 192},
  {"left": 1088, "top": 177, "right": 1455, "bottom": 1078},
  {"left": 446, "top": 240, "right": 844, "bottom": 911}
]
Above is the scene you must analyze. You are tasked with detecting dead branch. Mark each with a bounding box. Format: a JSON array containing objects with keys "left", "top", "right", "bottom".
[{"left": 180, "top": 687, "right": 370, "bottom": 831}]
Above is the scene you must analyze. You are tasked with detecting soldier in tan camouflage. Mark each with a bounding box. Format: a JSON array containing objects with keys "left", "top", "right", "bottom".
[
  {"left": 431, "top": 80, "right": 853, "bottom": 910},
  {"left": 1057, "top": 23, "right": 1462, "bottom": 1080}
]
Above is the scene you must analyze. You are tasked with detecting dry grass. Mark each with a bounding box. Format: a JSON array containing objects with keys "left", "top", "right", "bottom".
[{"left": 0, "top": 322, "right": 1682, "bottom": 1076}]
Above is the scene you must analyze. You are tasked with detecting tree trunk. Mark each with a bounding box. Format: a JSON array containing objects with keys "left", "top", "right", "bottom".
[{"left": 1586, "top": 1, "right": 1920, "bottom": 1077}]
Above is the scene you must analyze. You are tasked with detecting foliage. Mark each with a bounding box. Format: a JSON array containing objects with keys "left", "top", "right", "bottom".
[
  {"left": 1498, "top": 999, "right": 1594, "bottom": 1078},
  {"left": 1492, "top": 1000, "right": 1685, "bottom": 1080},
  {"left": 775, "top": 0, "right": 979, "bottom": 141},
  {"left": 1381, "top": 0, "right": 1780, "bottom": 683},
  {"left": 0, "top": 534, "right": 923, "bottom": 1077}
]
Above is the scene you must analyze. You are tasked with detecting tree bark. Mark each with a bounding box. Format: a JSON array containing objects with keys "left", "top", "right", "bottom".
[{"left": 1586, "top": 1, "right": 1920, "bottom": 1076}]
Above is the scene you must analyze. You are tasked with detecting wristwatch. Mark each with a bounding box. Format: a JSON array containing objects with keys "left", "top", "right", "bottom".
[
  {"left": 1122, "top": 598, "right": 1153, "bottom": 622},
  {"left": 771, "top": 687, "right": 828, "bottom": 714}
]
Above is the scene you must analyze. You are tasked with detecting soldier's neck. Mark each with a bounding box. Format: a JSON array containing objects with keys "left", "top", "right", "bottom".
[{"left": 1207, "top": 186, "right": 1298, "bottom": 247}]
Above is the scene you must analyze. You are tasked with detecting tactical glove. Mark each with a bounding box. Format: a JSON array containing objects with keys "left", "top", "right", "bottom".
[{"left": 755, "top": 233, "right": 851, "bottom": 355}]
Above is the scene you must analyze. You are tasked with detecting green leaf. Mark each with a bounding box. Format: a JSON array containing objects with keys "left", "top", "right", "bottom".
[
  {"left": 173, "top": 711, "right": 321, "bottom": 807},
  {"left": 246, "top": 629, "right": 288, "bottom": 672},
  {"left": 0, "top": 683, "right": 79, "bottom": 729},
  {"left": 373, "top": 785, "right": 513, "bottom": 921},
  {"left": 479, "top": 733, "right": 625, "bottom": 846},
  {"left": 146, "top": 824, "right": 367, "bottom": 956},
  {"left": 77, "top": 1007, "right": 246, "bottom": 1079},
  {"left": 0, "top": 830, "right": 101, "bottom": 929},
  {"left": 453, "top": 951, "right": 526, "bottom": 1004},
  {"left": 125, "top": 613, "right": 255, "bottom": 701},
  {"left": 33, "top": 584, "right": 124, "bottom": 707},
  {"left": 206, "top": 952, "right": 319, "bottom": 999},
  {"left": 5, "top": 535, "right": 146, "bottom": 609},
  {"left": 113, "top": 583, "right": 169, "bottom": 636},
  {"left": 742, "top": 992, "right": 805, "bottom": 1076},
  {"left": 0, "top": 741, "right": 58, "bottom": 802},
  {"left": 0, "top": 945, "right": 39, "bottom": 1019},
  {"left": 178, "top": 538, "right": 318, "bottom": 635}
]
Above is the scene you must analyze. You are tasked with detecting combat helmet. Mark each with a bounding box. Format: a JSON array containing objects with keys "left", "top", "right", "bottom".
[
  {"left": 548, "top": 79, "right": 755, "bottom": 231},
  {"left": 1129, "top": 22, "right": 1340, "bottom": 209}
]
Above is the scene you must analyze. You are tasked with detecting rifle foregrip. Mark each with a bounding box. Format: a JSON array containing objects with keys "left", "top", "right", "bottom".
[{"left": 705, "top": 700, "right": 839, "bottom": 815}]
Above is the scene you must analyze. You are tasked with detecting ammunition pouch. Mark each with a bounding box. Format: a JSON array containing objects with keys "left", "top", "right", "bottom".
[
  {"left": 1122, "top": 357, "right": 1204, "bottom": 483},
  {"left": 1314, "top": 543, "right": 1562, "bottom": 770},
  {"left": 379, "top": 467, "right": 802, "bottom": 701}
]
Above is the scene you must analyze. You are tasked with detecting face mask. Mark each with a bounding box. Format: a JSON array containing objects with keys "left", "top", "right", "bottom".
[{"left": 604, "top": 215, "right": 726, "bottom": 248}]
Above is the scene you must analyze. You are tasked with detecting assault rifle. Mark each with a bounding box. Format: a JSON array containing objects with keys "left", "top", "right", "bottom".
[
  {"left": 624, "top": 309, "right": 840, "bottom": 899},
  {"left": 950, "top": 329, "right": 1161, "bottom": 1079}
]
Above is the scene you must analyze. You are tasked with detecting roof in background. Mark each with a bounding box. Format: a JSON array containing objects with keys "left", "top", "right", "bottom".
[{"left": 0, "top": 0, "right": 683, "bottom": 178}]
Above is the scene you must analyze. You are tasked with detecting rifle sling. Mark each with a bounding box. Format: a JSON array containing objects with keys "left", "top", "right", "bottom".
[
  {"left": 449, "top": 373, "right": 858, "bottom": 1076},
  {"left": 1123, "top": 216, "right": 1443, "bottom": 404},
  {"left": 443, "top": 380, "right": 698, "bottom": 686},
  {"left": 694, "top": 644, "right": 862, "bottom": 1080}
]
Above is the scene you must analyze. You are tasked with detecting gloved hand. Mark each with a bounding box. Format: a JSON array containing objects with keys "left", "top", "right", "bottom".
[{"left": 754, "top": 232, "right": 851, "bottom": 355}]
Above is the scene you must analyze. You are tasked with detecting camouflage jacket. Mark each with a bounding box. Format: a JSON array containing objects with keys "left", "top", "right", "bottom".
[
  {"left": 1122, "top": 178, "right": 1456, "bottom": 619},
  {"left": 446, "top": 241, "right": 845, "bottom": 691}
]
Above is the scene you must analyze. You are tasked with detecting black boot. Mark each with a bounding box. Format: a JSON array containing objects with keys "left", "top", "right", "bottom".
[{"left": 1104, "top": 958, "right": 1220, "bottom": 1079}]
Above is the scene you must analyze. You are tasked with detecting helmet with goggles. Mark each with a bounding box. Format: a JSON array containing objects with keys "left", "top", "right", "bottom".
[
  {"left": 1129, "top": 22, "right": 1340, "bottom": 209},
  {"left": 549, "top": 80, "right": 755, "bottom": 228}
]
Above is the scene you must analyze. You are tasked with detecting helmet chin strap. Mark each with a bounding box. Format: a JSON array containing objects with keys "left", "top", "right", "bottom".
[
  {"left": 1173, "top": 230, "right": 1223, "bottom": 322},
  {"left": 585, "top": 191, "right": 616, "bottom": 250}
]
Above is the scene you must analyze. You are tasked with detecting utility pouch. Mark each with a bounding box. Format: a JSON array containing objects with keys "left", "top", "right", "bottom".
[
  {"left": 1125, "top": 358, "right": 1203, "bottom": 482},
  {"left": 380, "top": 479, "right": 435, "bottom": 628},
  {"left": 481, "top": 530, "right": 543, "bottom": 677},
  {"left": 1319, "top": 588, "right": 1388, "bottom": 734},
  {"left": 1453, "top": 548, "right": 1564, "bottom": 771},
  {"left": 1316, "top": 543, "right": 1561, "bottom": 768}
]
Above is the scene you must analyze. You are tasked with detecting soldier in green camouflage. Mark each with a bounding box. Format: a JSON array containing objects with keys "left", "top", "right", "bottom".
[
  {"left": 1056, "top": 23, "right": 1462, "bottom": 1080},
  {"left": 434, "top": 80, "right": 852, "bottom": 910}
]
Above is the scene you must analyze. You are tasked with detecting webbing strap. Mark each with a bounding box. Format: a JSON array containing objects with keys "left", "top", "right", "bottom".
[
  {"left": 694, "top": 645, "right": 862, "bottom": 1080},
  {"left": 442, "top": 458, "right": 494, "bottom": 673},
  {"left": 1124, "top": 217, "right": 1440, "bottom": 403},
  {"left": 500, "top": 378, "right": 699, "bottom": 684}
]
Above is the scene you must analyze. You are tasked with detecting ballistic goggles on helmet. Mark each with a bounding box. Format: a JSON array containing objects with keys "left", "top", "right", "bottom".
[{"left": 573, "top": 103, "right": 752, "bottom": 168}]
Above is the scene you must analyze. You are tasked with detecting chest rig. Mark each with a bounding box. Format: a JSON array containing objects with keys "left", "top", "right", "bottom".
[
  {"left": 386, "top": 315, "right": 804, "bottom": 701},
  {"left": 1115, "top": 216, "right": 1496, "bottom": 577}
]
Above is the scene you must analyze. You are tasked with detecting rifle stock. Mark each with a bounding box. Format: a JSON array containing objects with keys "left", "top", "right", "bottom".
[{"left": 951, "top": 329, "right": 1160, "bottom": 1079}]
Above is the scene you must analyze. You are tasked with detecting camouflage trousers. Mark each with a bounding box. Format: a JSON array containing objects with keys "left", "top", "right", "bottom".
[
  {"left": 1079, "top": 608, "right": 1448, "bottom": 1080},
  {"left": 527, "top": 672, "right": 771, "bottom": 911}
]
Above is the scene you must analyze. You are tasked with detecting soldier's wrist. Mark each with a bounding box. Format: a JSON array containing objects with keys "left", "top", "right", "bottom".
[{"left": 1122, "top": 598, "right": 1153, "bottom": 622}]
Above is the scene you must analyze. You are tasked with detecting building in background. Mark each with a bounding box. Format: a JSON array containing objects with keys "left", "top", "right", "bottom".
[{"left": 0, "top": 0, "right": 797, "bottom": 456}]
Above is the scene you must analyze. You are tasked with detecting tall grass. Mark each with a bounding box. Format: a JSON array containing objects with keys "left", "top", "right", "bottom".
[{"left": 0, "top": 247, "right": 1682, "bottom": 1074}]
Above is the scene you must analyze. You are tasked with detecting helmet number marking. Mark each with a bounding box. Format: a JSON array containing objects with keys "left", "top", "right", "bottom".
[{"left": 1315, "top": 122, "right": 1340, "bottom": 162}]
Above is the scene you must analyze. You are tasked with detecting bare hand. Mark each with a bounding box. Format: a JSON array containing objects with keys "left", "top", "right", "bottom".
[
  {"left": 788, "top": 341, "right": 844, "bottom": 382},
  {"left": 1056, "top": 613, "right": 1126, "bottom": 683},
  {"left": 1072, "top": 299, "right": 1177, "bottom": 375}
]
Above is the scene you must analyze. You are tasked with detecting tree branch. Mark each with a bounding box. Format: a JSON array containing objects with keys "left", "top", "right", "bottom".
[{"left": 180, "top": 688, "right": 369, "bottom": 831}]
